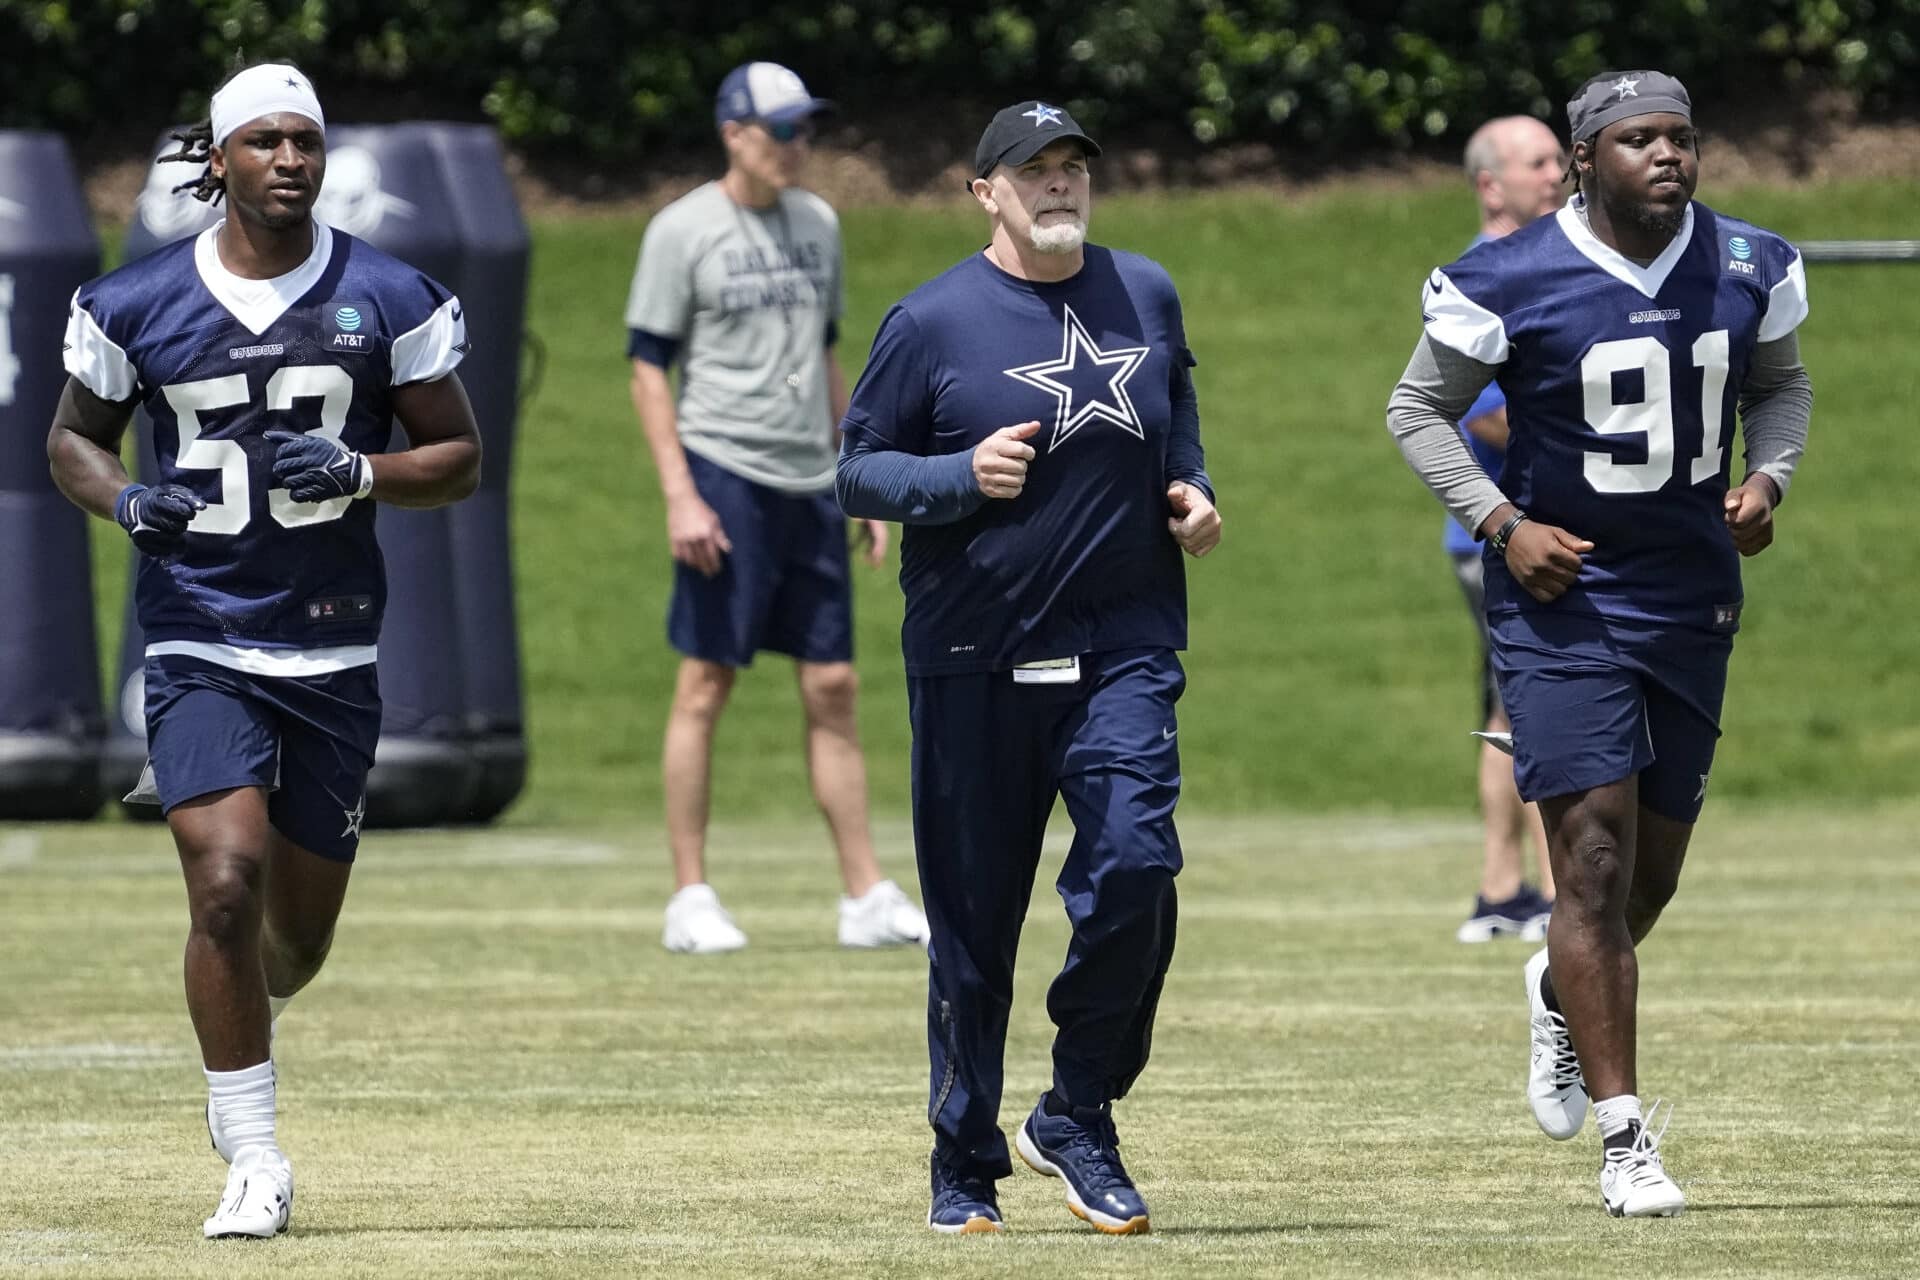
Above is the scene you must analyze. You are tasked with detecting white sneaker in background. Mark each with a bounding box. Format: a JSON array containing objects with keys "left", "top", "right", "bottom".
[
  {"left": 838, "top": 879, "right": 931, "bottom": 949},
  {"left": 202, "top": 1146, "right": 293, "bottom": 1239},
  {"left": 662, "top": 884, "right": 748, "bottom": 954},
  {"left": 1525, "top": 946, "right": 1588, "bottom": 1139},
  {"left": 1600, "top": 1101, "right": 1686, "bottom": 1218}
]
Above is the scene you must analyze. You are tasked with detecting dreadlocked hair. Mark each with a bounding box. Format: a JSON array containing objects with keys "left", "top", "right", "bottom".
[{"left": 158, "top": 120, "right": 225, "bottom": 205}]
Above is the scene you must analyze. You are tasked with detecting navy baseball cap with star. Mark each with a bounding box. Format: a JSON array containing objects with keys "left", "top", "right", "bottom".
[
  {"left": 973, "top": 101, "right": 1102, "bottom": 180},
  {"left": 715, "top": 61, "right": 832, "bottom": 129}
]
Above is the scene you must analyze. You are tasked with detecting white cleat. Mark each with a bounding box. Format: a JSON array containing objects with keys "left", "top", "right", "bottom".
[
  {"left": 1525, "top": 947, "right": 1588, "bottom": 1139},
  {"left": 203, "top": 1147, "right": 293, "bottom": 1239},
  {"left": 662, "top": 884, "right": 748, "bottom": 954},
  {"left": 838, "top": 879, "right": 931, "bottom": 949},
  {"left": 1601, "top": 1102, "right": 1686, "bottom": 1218}
]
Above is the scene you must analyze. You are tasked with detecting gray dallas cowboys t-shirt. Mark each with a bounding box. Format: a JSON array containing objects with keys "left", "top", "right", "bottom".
[{"left": 625, "top": 181, "right": 844, "bottom": 494}]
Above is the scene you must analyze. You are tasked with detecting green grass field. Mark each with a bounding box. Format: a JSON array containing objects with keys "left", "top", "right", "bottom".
[
  {"left": 73, "top": 175, "right": 1920, "bottom": 828},
  {"left": 4, "top": 806, "right": 1916, "bottom": 1277}
]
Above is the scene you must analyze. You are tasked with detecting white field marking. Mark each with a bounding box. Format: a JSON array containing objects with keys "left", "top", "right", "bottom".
[
  {"left": 0, "top": 1042, "right": 185, "bottom": 1070},
  {"left": 0, "top": 831, "right": 38, "bottom": 869}
]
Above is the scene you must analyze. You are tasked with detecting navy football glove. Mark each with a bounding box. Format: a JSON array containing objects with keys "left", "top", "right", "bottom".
[
  {"left": 114, "top": 483, "right": 205, "bottom": 557},
  {"left": 265, "top": 429, "right": 373, "bottom": 503}
]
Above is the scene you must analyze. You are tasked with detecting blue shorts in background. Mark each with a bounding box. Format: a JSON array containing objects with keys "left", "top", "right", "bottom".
[
  {"left": 669, "top": 449, "right": 854, "bottom": 668},
  {"left": 140, "top": 655, "right": 381, "bottom": 862},
  {"left": 1490, "top": 610, "right": 1731, "bottom": 823}
]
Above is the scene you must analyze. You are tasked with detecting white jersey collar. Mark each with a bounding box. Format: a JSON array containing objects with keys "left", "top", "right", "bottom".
[
  {"left": 194, "top": 219, "right": 335, "bottom": 336},
  {"left": 1556, "top": 197, "right": 1693, "bottom": 299}
]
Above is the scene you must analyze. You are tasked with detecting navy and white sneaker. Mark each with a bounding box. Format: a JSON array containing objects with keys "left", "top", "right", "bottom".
[
  {"left": 1458, "top": 885, "right": 1553, "bottom": 943},
  {"left": 928, "top": 1155, "right": 1003, "bottom": 1234},
  {"left": 1015, "top": 1097, "right": 1150, "bottom": 1235}
]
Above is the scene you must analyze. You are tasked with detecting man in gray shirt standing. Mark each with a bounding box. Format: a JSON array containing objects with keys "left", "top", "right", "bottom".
[{"left": 625, "top": 62, "right": 928, "bottom": 954}]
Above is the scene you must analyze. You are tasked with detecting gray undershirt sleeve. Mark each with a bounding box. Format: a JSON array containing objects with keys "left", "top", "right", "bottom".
[
  {"left": 1738, "top": 332, "right": 1813, "bottom": 503},
  {"left": 1385, "top": 335, "right": 1510, "bottom": 540}
]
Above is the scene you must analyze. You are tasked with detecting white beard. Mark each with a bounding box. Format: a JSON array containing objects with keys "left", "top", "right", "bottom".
[{"left": 1027, "top": 216, "right": 1086, "bottom": 255}]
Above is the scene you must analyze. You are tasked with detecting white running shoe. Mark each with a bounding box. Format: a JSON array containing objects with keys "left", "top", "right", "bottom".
[
  {"left": 662, "top": 884, "right": 748, "bottom": 954},
  {"left": 838, "top": 879, "right": 931, "bottom": 949},
  {"left": 202, "top": 1147, "right": 293, "bottom": 1239},
  {"left": 1525, "top": 947, "right": 1588, "bottom": 1139},
  {"left": 1600, "top": 1101, "right": 1685, "bottom": 1217}
]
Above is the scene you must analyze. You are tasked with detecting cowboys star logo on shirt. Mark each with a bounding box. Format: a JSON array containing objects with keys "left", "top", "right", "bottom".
[{"left": 1003, "top": 304, "right": 1150, "bottom": 449}]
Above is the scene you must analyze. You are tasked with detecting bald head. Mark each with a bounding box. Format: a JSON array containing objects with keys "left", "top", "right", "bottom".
[{"left": 1463, "top": 116, "right": 1567, "bottom": 237}]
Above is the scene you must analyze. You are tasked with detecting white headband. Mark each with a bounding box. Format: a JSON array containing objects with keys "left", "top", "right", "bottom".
[{"left": 211, "top": 64, "right": 326, "bottom": 146}]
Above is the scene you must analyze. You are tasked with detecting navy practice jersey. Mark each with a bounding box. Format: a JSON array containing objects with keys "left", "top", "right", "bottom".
[
  {"left": 1423, "top": 198, "right": 1808, "bottom": 629},
  {"left": 65, "top": 220, "right": 466, "bottom": 659},
  {"left": 842, "top": 245, "right": 1195, "bottom": 676}
]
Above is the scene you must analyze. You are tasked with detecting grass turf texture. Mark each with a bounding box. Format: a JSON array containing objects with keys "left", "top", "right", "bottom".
[
  {"left": 84, "top": 178, "right": 1920, "bottom": 825},
  {"left": 3, "top": 807, "right": 1917, "bottom": 1277}
]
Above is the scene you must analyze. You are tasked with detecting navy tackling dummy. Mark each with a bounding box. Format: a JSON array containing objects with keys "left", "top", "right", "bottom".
[{"left": 48, "top": 63, "right": 481, "bottom": 1240}]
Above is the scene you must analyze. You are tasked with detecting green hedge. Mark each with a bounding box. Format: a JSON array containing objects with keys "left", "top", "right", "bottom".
[{"left": 5, "top": 2, "right": 1917, "bottom": 162}]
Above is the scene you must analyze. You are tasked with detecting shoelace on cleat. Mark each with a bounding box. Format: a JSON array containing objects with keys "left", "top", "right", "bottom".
[
  {"left": 1533, "top": 1009, "right": 1583, "bottom": 1088},
  {"left": 1605, "top": 1099, "right": 1675, "bottom": 1188}
]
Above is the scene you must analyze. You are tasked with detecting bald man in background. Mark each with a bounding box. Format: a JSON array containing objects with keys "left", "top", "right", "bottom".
[{"left": 1446, "top": 117, "right": 1566, "bottom": 944}]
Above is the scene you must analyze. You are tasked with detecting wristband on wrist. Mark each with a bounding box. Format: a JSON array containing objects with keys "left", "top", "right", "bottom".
[
  {"left": 114, "top": 483, "right": 148, "bottom": 529},
  {"left": 1488, "top": 510, "right": 1529, "bottom": 554}
]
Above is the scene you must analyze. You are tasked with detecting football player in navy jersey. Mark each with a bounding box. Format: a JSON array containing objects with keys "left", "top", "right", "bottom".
[
  {"left": 1387, "top": 71, "right": 1812, "bottom": 1217},
  {"left": 47, "top": 64, "right": 480, "bottom": 1240},
  {"left": 837, "top": 101, "right": 1220, "bottom": 1235}
]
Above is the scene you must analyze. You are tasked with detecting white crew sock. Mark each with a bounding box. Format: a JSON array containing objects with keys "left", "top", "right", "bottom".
[
  {"left": 1593, "top": 1093, "right": 1644, "bottom": 1140},
  {"left": 206, "top": 1059, "right": 278, "bottom": 1157}
]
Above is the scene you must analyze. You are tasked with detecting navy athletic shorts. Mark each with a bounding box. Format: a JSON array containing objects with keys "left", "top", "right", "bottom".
[
  {"left": 668, "top": 449, "right": 854, "bottom": 668},
  {"left": 140, "top": 654, "right": 381, "bottom": 862},
  {"left": 1489, "top": 610, "right": 1731, "bottom": 823}
]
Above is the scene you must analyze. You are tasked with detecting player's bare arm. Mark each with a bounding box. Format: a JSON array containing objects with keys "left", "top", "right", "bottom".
[
  {"left": 374, "top": 371, "right": 482, "bottom": 506},
  {"left": 630, "top": 356, "right": 731, "bottom": 578},
  {"left": 1166, "top": 481, "right": 1221, "bottom": 557},
  {"left": 972, "top": 420, "right": 1040, "bottom": 499},
  {"left": 46, "top": 376, "right": 139, "bottom": 518}
]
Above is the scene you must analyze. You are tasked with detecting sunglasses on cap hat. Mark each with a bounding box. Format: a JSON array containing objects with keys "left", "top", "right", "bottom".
[{"left": 753, "top": 117, "right": 814, "bottom": 144}]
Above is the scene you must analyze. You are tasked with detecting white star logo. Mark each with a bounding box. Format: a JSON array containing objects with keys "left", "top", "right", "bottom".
[
  {"left": 1003, "top": 304, "right": 1151, "bottom": 450},
  {"left": 1022, "top": 104, "right": 1064, "bottom": 127},
  {"left": 1611, "top": 75, "right": 1641, "bottom": 100},
  {"left": 341, "top": 793, "right": 366, "bottom": 838}
]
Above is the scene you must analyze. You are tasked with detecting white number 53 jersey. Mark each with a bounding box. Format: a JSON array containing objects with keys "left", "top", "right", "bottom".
[{"left": 65, "top": 220, "right": 466, "bottom": 653}]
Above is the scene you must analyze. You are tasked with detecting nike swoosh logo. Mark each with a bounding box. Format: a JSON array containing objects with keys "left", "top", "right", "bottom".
[
  {"left": 1162, "top": 727, "right": 1176, "bottom": 740},
  {"left": 450, "top": 304, "right": 463, "bottom": 321}
]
